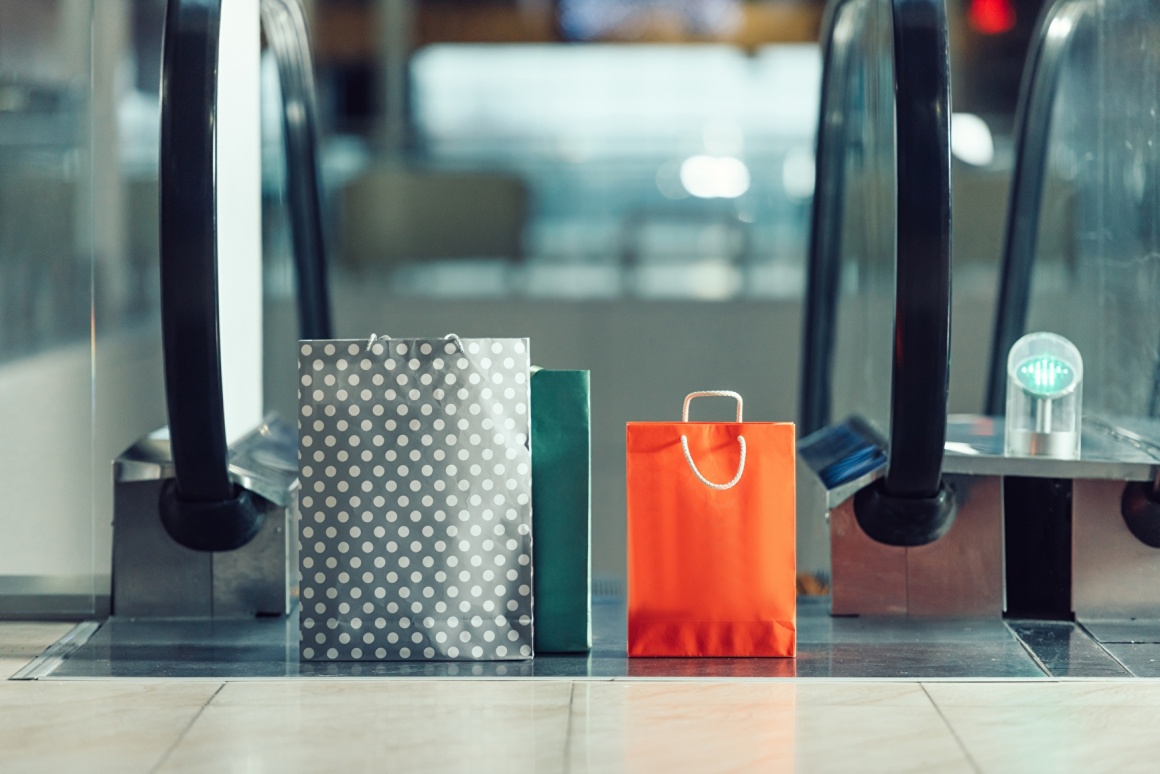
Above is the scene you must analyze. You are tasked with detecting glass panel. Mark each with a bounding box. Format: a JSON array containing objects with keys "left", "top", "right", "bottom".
[
  {"left": 0, "top": 0, "right": 171, "bottom": 616},
  {"left": 1024, "top": 0, "right": 1160, "bottom": 424},
  {"left": 825, "top": 0, "right": 896, "bottom": 436},
  {"left": 0, "top": 0, "right": 98, "bottom": 614}
]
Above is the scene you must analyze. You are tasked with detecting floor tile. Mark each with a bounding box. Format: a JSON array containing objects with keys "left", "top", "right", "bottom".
[
  {"left": 568, "top": 682, "right": 973, "bottom": 773},
  {"left": 927, "top": 683, "right": 1160, "bottom": 773},
  {"left": 0, "top": 681, "right": 221, "bottom": 774},
  {"left": 0, "top": 622, "right": 75, "bottom": 678},
  {"left": 158, "top": 680, "right": 572, "bottom": 773},
  {"left": 925, "top": 680, "right": 1160, "bottom": 708}
]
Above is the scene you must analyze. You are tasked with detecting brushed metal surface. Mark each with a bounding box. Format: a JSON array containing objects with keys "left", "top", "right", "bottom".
[
  {"left": 829, "top": 476, "right": 1004, "bottom": 617},
  {"left": 907, "top": 475, "right": 1004, "bottom": 617},
  {"left": 112, "top": 477, "right": 296, "bottom": 618},
  {"left": 1007, "top": 619, "right": 1131, "bottom": 677},
  {"left": 212, "top": 493, "right": 298, "bottom": 617},
  {"left": 40, "top": 597, "right": 1047, "bottom": 680},
  {"left": 943, "top": 415, "right": 1158, "bottom": 480},
  {"left": 111, "top": 421, "right": 299, "bottom": 618},
  {"left": 1080, "top": 619, "right": 1160, "bottom": 643},
  {"left": 112, "top": 479, "right": 213, "bottom": 617},
  {"left": 1097, "top": 643, "right": 1160, "bottom": 677},
  {"left": 1072, "top": 478, "right": 1160, "bottom": 619},
  {"left": 829, "top": 498, "right": 907, "bottom": 616},
  {"left": 113, "top": 418, "right": 298, "bottom": 508}
]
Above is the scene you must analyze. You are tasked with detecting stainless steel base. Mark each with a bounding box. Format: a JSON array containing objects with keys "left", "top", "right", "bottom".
[
  {"left": 1073, "top": 478, "right": 1160, "bottom": 620},
  {"left": 111, "top": 419, "right": 299, "bottom": 618},
  {"left": 830, "top": 474, "right": 1004, "bottom": 617}
]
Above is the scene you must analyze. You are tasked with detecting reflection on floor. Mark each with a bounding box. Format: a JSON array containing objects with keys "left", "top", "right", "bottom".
[
  {"left": 18, "top": 597, "right": 1150, "bottom": 680},
  {"left": 6, "top": 615, "right": 1160, "bottom": 772}
]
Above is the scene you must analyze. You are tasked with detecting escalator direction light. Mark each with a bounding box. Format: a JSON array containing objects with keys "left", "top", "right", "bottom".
[
  {"left": 1015, "top": 355, "right": 1076, "bottom": 399},
  {"left": 969, "top": 0, "right": 1016, "bottom": 36}
]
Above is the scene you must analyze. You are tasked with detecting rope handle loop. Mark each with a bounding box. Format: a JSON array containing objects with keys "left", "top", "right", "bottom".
[
  {"left": 682, "top": 390, "right": 743, "bottom": 422},
  {"left": 443, "top": 333, "right": 465, "bottom": 354},
  {"left": 366, "top": 333, "right": 392, "bottom": 352},
  {"left": 681, "top": 435, "right": 746, "bottom": 490},
  {"left": 679, "top": 390, "right": 746, "bottom": 490}
]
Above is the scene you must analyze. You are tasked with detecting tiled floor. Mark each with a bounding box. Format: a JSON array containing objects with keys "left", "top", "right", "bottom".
[{"left": 5, "top": 624, "right": 1160, "bottom": 773}]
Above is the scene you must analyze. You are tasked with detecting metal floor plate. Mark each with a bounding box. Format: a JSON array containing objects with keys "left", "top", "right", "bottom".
[
  {"left": 20, "top": 597, "right": 1138, "bottom": 681},
  {"left": 1074, "top": 618, "right": 1160, "bottom": 677}
]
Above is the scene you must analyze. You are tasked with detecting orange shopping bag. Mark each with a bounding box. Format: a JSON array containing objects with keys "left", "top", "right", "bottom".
[{"left": 627, "top": 391, "right": 796, "bottom": 657}]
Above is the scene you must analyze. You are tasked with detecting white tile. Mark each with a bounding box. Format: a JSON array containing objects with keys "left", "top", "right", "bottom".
[
  {"left": 927, "top": 683, "right": 1160, "bottom": 773},
  {"left": 926, "top": 680, "right": 1160, "bottom": 708},
  {"left": 936, "top": 703, "right": 1160, "bottom": 773},
  {"left": 0, "top": 681, "right": 220, "bottom": 774},
  {"left": 159, "top": 680, "right": 572, "bottom": 773},
  {"left": 568, "top": 682, "right": 972, "bottom": 773}
]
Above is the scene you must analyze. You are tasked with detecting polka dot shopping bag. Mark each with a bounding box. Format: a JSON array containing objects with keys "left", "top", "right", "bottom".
[
  {"left": 626, "top": 391, "right": 796, "bottom": 657},
  {"left": 297, "top": 335, "right": 534, "bottom": 661}
]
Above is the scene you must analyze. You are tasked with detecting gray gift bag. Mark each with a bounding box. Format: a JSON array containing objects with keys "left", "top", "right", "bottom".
[{"left": 297, "top": 335, "right": 534, "bottom": 661}]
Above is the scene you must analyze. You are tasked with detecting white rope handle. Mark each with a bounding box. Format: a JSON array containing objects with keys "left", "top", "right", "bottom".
[
  {"left": 682, "top": 390, "right": 743, "bottom": 422},
  {"left": 366, "top": 333, "right": 463, "bottom": 354},
  {"left": 679, "top": 390, "right": 746, "bottom": 489},
  {"left": 366, "top": 333, "right": 392, "bottom": 352},
  {"left": 443, "top": 333, "right": 465, "bottom": 354},
  {"left": 681, "top": 435, "right": 746, "bottom": 490}
]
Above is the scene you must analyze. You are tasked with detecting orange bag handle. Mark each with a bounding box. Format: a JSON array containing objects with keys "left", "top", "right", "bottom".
[{"left": 680, "top": 391, "right": 746, "bottom": 490}]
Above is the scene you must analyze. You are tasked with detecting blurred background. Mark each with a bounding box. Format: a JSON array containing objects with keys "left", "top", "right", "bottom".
[{"left": 0, "top": 0, "right": 1047, "bottom": 611}]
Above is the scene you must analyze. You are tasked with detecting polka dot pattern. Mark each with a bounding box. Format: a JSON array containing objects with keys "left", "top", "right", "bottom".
[{"left": 297, "top": 338, "right": 533, "bottom": 661}]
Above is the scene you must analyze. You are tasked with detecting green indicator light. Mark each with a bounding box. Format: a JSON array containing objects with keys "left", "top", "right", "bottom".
[{"left": 1015, "top": 355, "right": 1076, "bottom": 399}]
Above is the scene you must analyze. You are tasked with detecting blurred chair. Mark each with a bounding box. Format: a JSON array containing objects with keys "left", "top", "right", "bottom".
[{"left": 338, "top": 168, "right": 528, "bottom": 269}]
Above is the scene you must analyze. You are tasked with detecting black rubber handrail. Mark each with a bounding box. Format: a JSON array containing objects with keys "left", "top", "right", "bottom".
[
  {"left": 801, "top": 0, "right": 954, "bottom": 544},
  {"left": 158, "top": 0, "right": 331, "bottom": 551},
  {"left": 983, "top": 0, "right": 1088, "bottom": 415},
  {"left": 884, "top": 0, "right": 952, "bottom": 500}
]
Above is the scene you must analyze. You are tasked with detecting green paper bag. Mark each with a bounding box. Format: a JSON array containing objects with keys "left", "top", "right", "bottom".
[{"left": 531, "top": 369, "right": 592, "bottom": 653}]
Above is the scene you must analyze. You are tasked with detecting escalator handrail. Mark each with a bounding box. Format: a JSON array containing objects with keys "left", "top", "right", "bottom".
[
  {"left": 884, "top": 0, "right": 952, "bottom": 499},
  {"left": 261, "top": 0, "right": 332, "bottom": 340},
  {"left": 983, "top": 0, "right": 1088, "bottom": 415},
  {"left": 800, "top": 0, "right": 952, "bottom": 501},
  {"left": 158, "top": 0, "right": 331, "bottom": 551}
]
